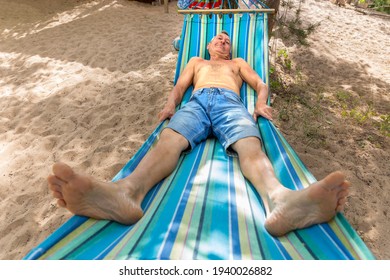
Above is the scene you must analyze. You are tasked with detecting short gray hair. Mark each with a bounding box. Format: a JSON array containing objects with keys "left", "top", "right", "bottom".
[
  {"left": 220, "top": 30, "right": 229, "bottom": 36},
  {"left": 210, "top": 30, "right": 230, "bottom": 43}
]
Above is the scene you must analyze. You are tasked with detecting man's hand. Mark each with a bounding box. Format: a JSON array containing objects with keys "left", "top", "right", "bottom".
[
  {"left": 253, "top": 103, "right": 273, "bottom": 121},
  {"left": 158, "top": 103, "right": 176, "bottom": 122}
]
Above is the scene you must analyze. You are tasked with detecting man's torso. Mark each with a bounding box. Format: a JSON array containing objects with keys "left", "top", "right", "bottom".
[{"left": 192, "top": 58, "right": 243, "bottom": 95}]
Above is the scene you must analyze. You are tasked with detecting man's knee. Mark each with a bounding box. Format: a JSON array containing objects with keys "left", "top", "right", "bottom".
[
  {"left": 158, "top": 128, "right": 189, "bottom": 152},
  {"left": 232, "top": 137, "right": 262, "bottom": 154}
]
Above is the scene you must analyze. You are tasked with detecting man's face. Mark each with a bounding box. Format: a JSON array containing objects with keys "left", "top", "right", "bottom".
[{"left": 207, "top": 33, "right": 231, "bottom": 58}]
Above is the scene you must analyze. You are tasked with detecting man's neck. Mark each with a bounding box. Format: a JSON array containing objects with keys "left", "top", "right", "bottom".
[{"left": 209, "top": 54, "right": 230, "bottom": 61}]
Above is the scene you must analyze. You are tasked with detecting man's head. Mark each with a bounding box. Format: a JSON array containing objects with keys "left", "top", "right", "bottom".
[{"left": 207, "top": 31, "right": 231, "bottom": 60}]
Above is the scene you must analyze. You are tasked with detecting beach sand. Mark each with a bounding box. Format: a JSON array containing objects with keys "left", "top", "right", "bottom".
[{"left": 0, "top": 0, "right": 389, "bottom": 259}]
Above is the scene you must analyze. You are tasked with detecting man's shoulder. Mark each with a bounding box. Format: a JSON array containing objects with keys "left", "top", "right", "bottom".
[
  {"left": 231, "top": 57, "right": 251, "bottom": 69},
  {"left": 186, "top": 57, "right": 207, "bottom": 68},
  {"left": 189, "top": 57, "right": 206, "bottom": 63},
  {"left": 231, "top": 57, "right": 246, "bottom": 63}
]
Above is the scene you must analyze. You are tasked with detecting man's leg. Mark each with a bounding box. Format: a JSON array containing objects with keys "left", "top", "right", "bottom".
[
  {"left": 47, "top": 129, "right": 189, "bottom": 224},
  {"left": 231, "top": 137, "right": 350, "bottom": 236}
]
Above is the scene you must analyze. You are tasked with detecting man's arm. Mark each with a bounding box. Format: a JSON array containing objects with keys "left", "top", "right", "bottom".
[
  {"left": 236, "top": 58, "right": 272, "bottom": 121},
  {"left": 158, "top": 57, "right": 200, "bottom": 122}
]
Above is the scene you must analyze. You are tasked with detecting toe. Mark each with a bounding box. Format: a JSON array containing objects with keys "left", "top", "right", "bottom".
[
  {"left": 52, "top": 191, "right": 63, "bottom": 199},
  {"left": 325, "top": 171, "right": 346, "bottom": 187},
  {"left": 336, "top": 204, "right": 344, "bottom": 212},
  {"left": 338, "top": 189, "right": 349, "bottom": 199},
  {"left": 52, "top": 162, "right": 75, "bottom": 181},
  {"left": 341, "top": 180, "right": 351, "bottom": 190},
  {"left": 57, "top": 199, "right": 67, "bottom": 208},
  {"left": 48, "top": 177, "right": 63, "bottom": 193},
  {"left": 47, "top": 175, "right": 64, "bottom": 186},
  {"left": 336, "top": 197, "right": 347, "bottom": 211}
]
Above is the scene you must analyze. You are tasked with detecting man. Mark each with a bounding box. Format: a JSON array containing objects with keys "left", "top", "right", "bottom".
[{"left": 48, "top": 31, "right": 350, "bottom": 237}]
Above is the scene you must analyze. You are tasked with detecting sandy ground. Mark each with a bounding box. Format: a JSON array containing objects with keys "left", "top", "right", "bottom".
[{"left": 0, "top": 0, "right": 389, "bottom": 259}]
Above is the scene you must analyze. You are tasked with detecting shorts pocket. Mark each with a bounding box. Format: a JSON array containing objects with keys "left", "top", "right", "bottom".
[{"left": 224, "top": 92, "right": 241, "bottom": 103}]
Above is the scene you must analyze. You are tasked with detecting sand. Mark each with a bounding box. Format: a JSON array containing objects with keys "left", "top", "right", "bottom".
[{"left": 0, "top": 0, "right": 389, "bottom": 260}]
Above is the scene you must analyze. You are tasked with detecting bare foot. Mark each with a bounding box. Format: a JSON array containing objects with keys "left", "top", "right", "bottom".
[
  {"left": 264, "top": 171, "right": 350, "bottom": 236},
  {"left": 47, "top": 162, "right": 144, "bottom": 224}
]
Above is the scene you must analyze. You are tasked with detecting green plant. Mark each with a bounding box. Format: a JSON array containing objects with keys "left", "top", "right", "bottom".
[
  {"left": 270, "top": 79, "right": 283, "bottom": 91},
  {"left": 275, "top": 0, "right": 321, "bottom": 45},
  {"left": 378, "top": 114, "right": 390, "bottom": 137},
  {"left": 335, "top": 90, "right": 351, "bottom": 103},
  {"left": 359, "top": 0, "right": 390, "bottom": 14},
  {"left": 269, "top": 66, "right": 285, "bottom": 92},
  {"left": 335, "top": 90, "right": 360, "bottom": 110},
  {"left": 277, "top": 49, "right": 292, "bottom": 70},
  {"left": 349, "top": 108, "right": 372, "bottom": 124},
  {"left": 303, "top": 122, "right": 327, "bottom": 148}
]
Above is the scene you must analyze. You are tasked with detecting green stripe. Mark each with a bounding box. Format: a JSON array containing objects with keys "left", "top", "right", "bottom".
[
  {"left": 170, "top": 140, "right": 216, "bottom": 259},
  {"left": 104, "top": 156, "right": 186, "bottom": 259},
  {"left": 40, "top": 219, "right": 108, "bottom": 259}
]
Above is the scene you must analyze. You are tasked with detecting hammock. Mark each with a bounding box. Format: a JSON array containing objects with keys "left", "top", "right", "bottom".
[{"left": 24, "top": 2, "right": 375, "bottom": 260}]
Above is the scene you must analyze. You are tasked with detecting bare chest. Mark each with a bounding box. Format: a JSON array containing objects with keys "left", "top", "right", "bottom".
[{"left": 196, "top": 61, "right": 239, "bottom": 77}]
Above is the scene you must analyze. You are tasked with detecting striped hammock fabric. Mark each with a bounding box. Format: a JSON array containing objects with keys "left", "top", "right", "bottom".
[{"left": 24, "top": 12, "right": 375, "bottom": 260}]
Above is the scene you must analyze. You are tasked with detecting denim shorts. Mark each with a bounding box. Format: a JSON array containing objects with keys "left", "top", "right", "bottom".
[{"left": 166, "top": 87, "right": 261, "bottom": 156}]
